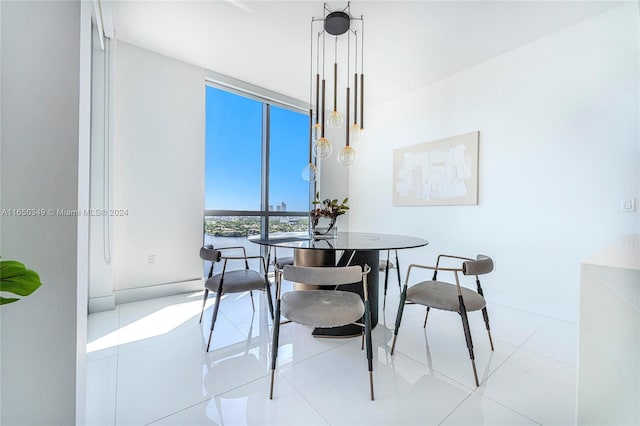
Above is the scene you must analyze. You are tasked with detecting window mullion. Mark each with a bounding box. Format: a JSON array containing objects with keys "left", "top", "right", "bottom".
[{"left": 261, "top": 103, "right": 270, "bottom": 241}]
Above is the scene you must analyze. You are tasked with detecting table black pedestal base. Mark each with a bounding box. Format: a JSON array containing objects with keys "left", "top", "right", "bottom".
[
  {"left": 311, "top": 249, "right": 379, "bottom": 338},
  {"left": 312, "top": 323, "right": 364, "bottom": 338}
]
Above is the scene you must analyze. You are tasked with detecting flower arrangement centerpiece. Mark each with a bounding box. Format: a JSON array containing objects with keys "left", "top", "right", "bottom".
[{"left": 310, "top": 192, "right": 349, "bottom": 237}]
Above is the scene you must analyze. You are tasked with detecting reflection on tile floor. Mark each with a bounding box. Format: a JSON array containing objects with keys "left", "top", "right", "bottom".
[{"left": 86, "top": 284, "right": 577, "bottom": 425}]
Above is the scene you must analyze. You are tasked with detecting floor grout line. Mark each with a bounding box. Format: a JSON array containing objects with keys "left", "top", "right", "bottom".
[
  {"left": 278, "top": 373, "right": 332, "bottom": 426},
  {"left": 437, "top": 391, "right": 476, "bottom": 426}
]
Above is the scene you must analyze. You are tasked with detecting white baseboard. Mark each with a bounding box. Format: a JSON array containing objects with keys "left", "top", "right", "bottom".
[
  {"left": 114, "top": 279, "right": 204, "bottom": 305},
  {"left": 88, "top": 294, "right": 116, "bottom": 313}
]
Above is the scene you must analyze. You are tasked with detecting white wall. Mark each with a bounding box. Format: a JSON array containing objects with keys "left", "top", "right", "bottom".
[
  {"left": 349, "top": 4, "right": 640, "bottom": 321},
  {"left": 103, "top": 42, "right": 205, "bottom": 303},
  {"left": 317, "top": 125, "right": 351, "bottom": 230},
  {"left": 0, "top": 1, "right": 83, "bottom": 423}
]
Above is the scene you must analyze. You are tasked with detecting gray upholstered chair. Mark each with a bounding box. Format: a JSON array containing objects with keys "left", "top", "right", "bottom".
[
  {"left": 265, "top": 246, "right": 293, "bottom": 271},
  {"left": 391, "top": 254, "right": 494, "bottom": 386},
  {"left": 199, "top": 245, "right": 274, "bottom": 352},
  {"left": 379, "top": 249, "right": 402, "bottom": 310},
  {"left": 269, "top": 264, "right": 375, "bottom": 401}
]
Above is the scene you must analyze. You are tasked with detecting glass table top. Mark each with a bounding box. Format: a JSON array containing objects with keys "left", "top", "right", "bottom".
[{"left": 249, "top": 231, "right": 429, "bottom": 251}]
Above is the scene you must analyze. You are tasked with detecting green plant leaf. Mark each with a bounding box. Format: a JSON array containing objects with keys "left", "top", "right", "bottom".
[{"left": 0, "top": 260, "right": 42, "bottom": 305}]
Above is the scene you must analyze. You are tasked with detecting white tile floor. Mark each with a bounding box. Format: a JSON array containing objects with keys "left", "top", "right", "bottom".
[{"left": 86, "top": 279, "right": 578, "bottom": 426}]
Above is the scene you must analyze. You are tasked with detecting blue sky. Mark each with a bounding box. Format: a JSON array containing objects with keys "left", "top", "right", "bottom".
[{"left": 205, "top": 86, "right": 310, "bottom": 212}]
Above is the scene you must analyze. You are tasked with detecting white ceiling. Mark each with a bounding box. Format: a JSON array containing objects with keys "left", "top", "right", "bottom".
[{"left": 109, "top": 0, "right": 623, "bottom": 107}]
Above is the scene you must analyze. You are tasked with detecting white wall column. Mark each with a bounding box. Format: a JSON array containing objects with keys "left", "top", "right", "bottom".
[{"left": 1, "top": 1, "right": 84, "bottom": 423}]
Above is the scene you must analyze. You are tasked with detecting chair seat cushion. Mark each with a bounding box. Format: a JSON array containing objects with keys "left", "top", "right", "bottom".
[
  {"left": 275, "top": 256, "right": 294, "bottom": 269},
  {"left": 281, "top": 290, "right": 365, "bottom": 328},
  {"left": 378, "top": 260, "right": 395, "bottom": 271},
  {"left": 406, "top": 280, "right": 486, "bottom": 312},
  {"left": 205, "top": 270, "right": 266, "bottom": 293}
]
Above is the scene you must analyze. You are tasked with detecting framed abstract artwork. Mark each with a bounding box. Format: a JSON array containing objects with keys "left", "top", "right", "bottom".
[{"left": 393, "top": 131, "right": 479, "bottom": 206}]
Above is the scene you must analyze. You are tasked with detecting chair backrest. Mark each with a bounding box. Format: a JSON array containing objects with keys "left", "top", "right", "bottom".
[
  {"left": 462, "top": 255, "right": 493, "bottom": 276},
  {"left": 282, "top": 265, "right": 363, "bottom": 286},
  {"left": 200, "top": 245, "right": 221, "bottom": 263}
]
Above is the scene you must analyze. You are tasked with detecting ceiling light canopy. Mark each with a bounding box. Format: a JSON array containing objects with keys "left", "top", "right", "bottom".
[{"left": 325, "top": 11, "right": 351, "bottom": 36}]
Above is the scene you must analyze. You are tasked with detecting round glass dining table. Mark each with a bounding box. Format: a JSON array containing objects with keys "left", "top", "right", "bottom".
[{"left": 250, "top": 232, "right": 429, "bottom": 336}]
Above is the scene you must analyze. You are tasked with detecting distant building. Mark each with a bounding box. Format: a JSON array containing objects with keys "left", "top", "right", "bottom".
[{"left": 271, "top": 202, "right": 287, "bottom": 212}]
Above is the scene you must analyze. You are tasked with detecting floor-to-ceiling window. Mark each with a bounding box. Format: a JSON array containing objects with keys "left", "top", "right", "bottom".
[
  {"left": 204, "top": 84, "right": 310, "bottom": 269},
  {"left": 268, "top": 103, "right": 311, "bottom": 233}
]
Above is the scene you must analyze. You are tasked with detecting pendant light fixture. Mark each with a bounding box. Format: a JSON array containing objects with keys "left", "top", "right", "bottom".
[
  {"left": 301, "top": 109, "right": 318, "bottom": 182},
  {"left": 308, "top": 2, "right": 364, "bottom": 168},
  {"left": 312, "top": 29, "right": 332, "bottom": 160},
  {"left": 349, "top": 29, "right": 363, "bottom": 143},
  {"left": 302, "top": 23, "right": 319, "bottom": 182},
  {"left": 337, "top": 22, "right": 357, "bottom": 167},
  {"left": 326, "top": 38, "right": 344, "bottom": 129}
]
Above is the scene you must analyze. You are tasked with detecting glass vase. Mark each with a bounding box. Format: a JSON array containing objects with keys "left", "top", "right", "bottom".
[{"left": 310, "top": 215, "right": 338, "bottom": 239}]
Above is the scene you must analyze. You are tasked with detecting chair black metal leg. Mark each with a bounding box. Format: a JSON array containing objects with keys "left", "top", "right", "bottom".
[
  {"left": 249, "top": 290, "right": 255, "bottom": 312},
  {"left": 423, "top": 306, "right": 430, "bottom": 328},
  {"left": 383, "top": 252, "right": 390, "bottom": 310},
  {"left": 476, "top": 279, "right": 494, "bottom": 350},
  {"left": 199, "top": 289, "right": 209, "bottom": 324},
  {"left": 364, "top": 300, "right": 374, "bottom": 401},
  {"left": 395, "top": 250, "right": 401, "bottom": 292},
  {"left": 390, "top": 285, "right": 408, "bottom": 355},
  {"left": 265, "top": 281, "right": 275, "bottom": 321},
  {"left": 481, "top": 306, "right": 494, "bottom": 350},
  {"left": 269, "top": 299, "right": 281, "bottom": 399},
  {"left": 266, "top": 247, "right": 272, "bottom": 273},
  {"left": 207, "top": 291, "right": 223, "bottom": 352},
  {"left": 459, "top": 295, "right": 479, "bottom": 386}
]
